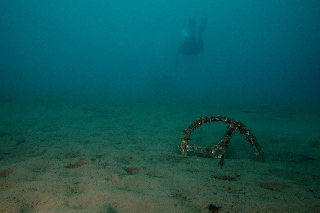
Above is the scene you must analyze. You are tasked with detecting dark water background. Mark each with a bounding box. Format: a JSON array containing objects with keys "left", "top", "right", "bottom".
[{"left": 1, "top": 0, "right": 319, "bottom": 105}]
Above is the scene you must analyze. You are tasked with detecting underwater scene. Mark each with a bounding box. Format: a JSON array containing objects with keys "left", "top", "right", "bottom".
[{"left": 1, "top": 1, "right": 320, "bottom": 212}]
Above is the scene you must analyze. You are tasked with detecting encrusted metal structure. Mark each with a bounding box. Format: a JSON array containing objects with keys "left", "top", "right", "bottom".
[{"left": 179, "top": 115, "right": 264, "bottom": 166}]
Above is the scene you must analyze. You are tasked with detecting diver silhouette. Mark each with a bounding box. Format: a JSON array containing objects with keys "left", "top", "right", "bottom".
[{"left": 176, "top": 18, "right": 207, "bottom": 68}]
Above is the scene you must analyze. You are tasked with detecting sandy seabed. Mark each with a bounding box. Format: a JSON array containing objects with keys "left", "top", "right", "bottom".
[{"left": 0, "top": 98, "right": 319, "bottom": 213}]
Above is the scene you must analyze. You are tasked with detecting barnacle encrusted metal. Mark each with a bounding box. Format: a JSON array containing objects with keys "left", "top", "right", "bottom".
[{"left": 179, "top": 115, "right": 264, "bottom": 166}]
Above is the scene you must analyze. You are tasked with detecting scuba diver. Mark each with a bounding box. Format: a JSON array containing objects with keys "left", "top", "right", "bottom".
[{"left": 175, "top": 18, "right": 207, "bottom": 69}]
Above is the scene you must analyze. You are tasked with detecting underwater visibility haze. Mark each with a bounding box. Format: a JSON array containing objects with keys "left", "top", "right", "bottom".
[
  {"left": 1, "top": 0, "right": 319, "bottom": 104},
  {"left": 1, "top": 0, "right": 320, "bottom": 212}
]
